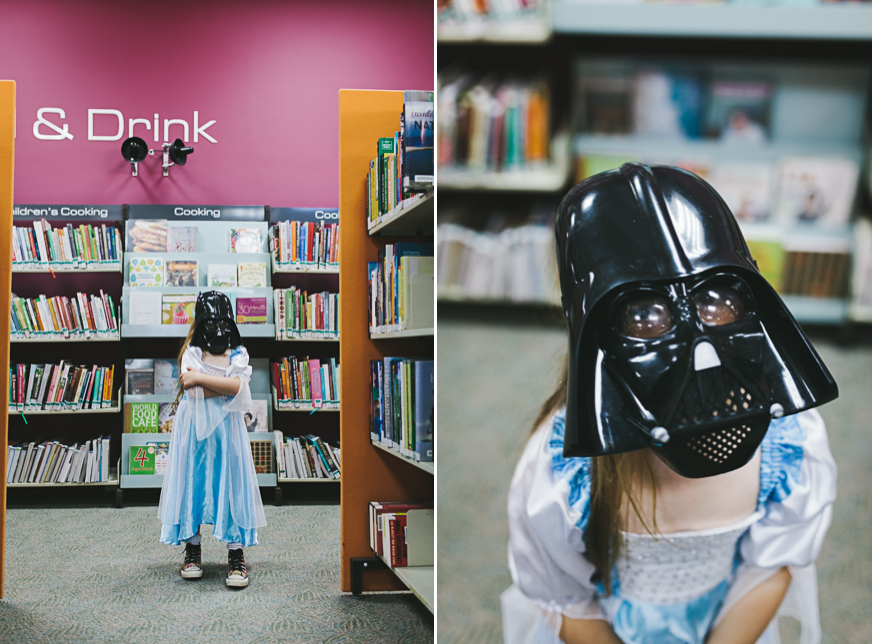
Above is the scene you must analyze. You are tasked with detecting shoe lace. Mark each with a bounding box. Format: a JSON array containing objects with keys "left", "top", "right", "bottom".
[
  {"left": 228, "top": 550, "right": 246, "bottom": 575},
  {"left": 184, "top": 543, "right": 201, "bottom": 566}
]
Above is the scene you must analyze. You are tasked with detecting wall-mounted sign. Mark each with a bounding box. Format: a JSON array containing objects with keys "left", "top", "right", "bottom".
[
  {"left": 127, "top": 204, "right": 265, "bottom": 222},
  {"left": 32, "top": 108, "right": 217, "bottom": 143},
  {"left": 13, "top": 204, "right": 123, "bottom": 221},
  {"left": 269, "top": 207, "right": 339, "bottom": 224}
]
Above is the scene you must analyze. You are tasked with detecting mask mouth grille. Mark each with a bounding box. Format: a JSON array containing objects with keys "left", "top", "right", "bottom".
[
  {"left": 685, "top": 424, "right": 751, "bottom": 464},
  {"left": 671, "top": 368, "right": 764, "bottom": 430}
]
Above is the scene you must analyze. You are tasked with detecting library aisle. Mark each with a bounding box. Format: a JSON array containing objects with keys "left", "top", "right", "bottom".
[
  {"left": 437, "top": 309, "right": 872, "bottom": 644},
  {"left": 2, "top": 503, "right": 433, "bottom": 642}
]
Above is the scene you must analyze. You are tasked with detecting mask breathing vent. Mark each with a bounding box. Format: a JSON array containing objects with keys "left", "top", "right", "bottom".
[
  {"left": 672, "top": 368, "right": 762, "bottom": 429},
  {"left": 686, "top": 424, "right": 751, "bottom": 464}
]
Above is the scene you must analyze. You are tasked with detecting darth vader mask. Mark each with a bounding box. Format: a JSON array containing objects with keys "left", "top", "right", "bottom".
[
  {"left": 191, "top": 291, "right": 242, "bottom": 355},
  {"left": 556, "top": 163, "right": 837, "bottom": 478}
]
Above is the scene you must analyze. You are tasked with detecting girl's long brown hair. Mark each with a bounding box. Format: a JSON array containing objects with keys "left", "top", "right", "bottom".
[
  {"left": 533, "top": 357, "right": 657, "bottom": 595},
  {"left": 173, "top": 320, "right": 197, "bottom": 407}
]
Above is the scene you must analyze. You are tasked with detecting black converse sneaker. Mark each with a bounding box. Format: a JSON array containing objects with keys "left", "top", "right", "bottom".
[
  {"left": 226, "top": 549, "right": 249, "bottom": 588},
  {"left": 181, "top": 542, "right": 203, "bottom": 579}
]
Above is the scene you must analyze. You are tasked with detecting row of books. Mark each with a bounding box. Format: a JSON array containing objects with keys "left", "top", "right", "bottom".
[
  {"left": 438, "top": 73, "right": 551, "bottom": 172},
  {"left": 129, "top": 258, "right": 268, "bottom": 287},
  {"left": 269, "top": 221, "right": 339, "bottom": 268},
  {"left": 437, "top": 217, "right": 560, "bottom": 305},
  {"left": 369, "top": 501, "right": 434, "bottom": 568},
  {"left": 273, "top": 431, "right": 341, "bottom": 480},
  {"left": 578, "top": 153, "right": 860, "bottom": 229},
  {"left": 127, "top": 291, "right": 268, "bottom": 326},
  {"left": 368, "top": 243, "right": 434, "bottom": 333},
  {"left": 271, "top": 356, "right": 340, "bottom": 409},
  {"left": 10, "top": 291, "right": 119, "bottom": 338},
  {"left": 437, "top": 0, "right": 547, "bottom": 23},
  {"left": 127, "top": 219, "right": 263, "bottom": 254},
  {"left": 366, "top": 91, "right": 434, "bottom": 225},
  {"left": 12, "top": 220, "right": 122, "bottom": 266},
  {"left": 370, "top": 358, "right": 434, "bottom": 463},
  {"left": 7, "top": 437, "right": 112, "bottom": 485},
  {"left": 274, "top": 288, "right": 339, "bottom": 339},
  {"left": 10, "top": 362, "right": 115, "bottom": 412}
]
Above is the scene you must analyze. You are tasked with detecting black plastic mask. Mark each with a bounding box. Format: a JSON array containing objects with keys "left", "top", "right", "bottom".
[
  {"left": 191, "top": 291, "right": 241, "bottom": 355},
  {"left": 556, "top": 163, "right": 837, "bottom": 478}
]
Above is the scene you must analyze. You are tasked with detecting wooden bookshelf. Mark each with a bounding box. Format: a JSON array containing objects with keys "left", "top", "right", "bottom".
[
  {"left": 338, "top": 89, "right": 434, "bottom": 599},
  {"left": 0, "top": 80, "right": 15, "bottom": 598}
]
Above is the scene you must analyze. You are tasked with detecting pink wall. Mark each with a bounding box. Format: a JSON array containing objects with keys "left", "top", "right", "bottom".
[{"left": 2, "top": 0, "right": 434, "bottom": 207}]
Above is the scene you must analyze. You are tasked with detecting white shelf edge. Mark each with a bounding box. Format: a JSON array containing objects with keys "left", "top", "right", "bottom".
[
  {"left": 272, "top": 266, "right": 340, "bottom": 274},
  {"left": 370, "top": 328, "right": 434, "bottom": 340},
  {"left": 371, "top": 440, "right": 434, "bottom": 475},
  {"left": 8, "top": 478, "right": 120, "bottom": 488},
  {"left": 122, "top": 324, "right": 276, "bottom": 338},
  {"left": 368, "top": 192, "right": 435, "bottom": 236},
  {"left": 438, "top": 19, "right": 552, "bottom": 43},
  {"left": 275, "top": 331, "right": 340, "bottom": 342},
  {"left": 277, "top": 477, "right": 340, "bottom": 483},
  {"left": 377, "top": 554, "right": 434, "bottom": 613},
  {"left": 10, "top": 332, "right": 121, "bottom": 343},
  {"left": 12, "top": 262, "right": 123, "bottom": 274}
]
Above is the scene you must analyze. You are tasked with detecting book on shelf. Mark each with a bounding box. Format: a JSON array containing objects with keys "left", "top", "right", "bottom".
[
  {"left": 125, "top": 359, "right": 155, "bottom": 395},
  {"left": 633, "top": 67, "right": 704, "bottom": 140},
  {"left": 780, "top": 248, "right": 851, "bottom": 299},
  {"left": 369, "top": 243, "right": 434, "bottom": 333},
  {"left": 272, "top": 434, "right": 340, "bottom": 480},
  {"left": 703, "top": 79, "right": 772, "bottom": 144},
  {"left": 208, "top": 263, "right": 238, "bottom": 287},
  {"left": 402, "top": 90, "right": 435, "bottom": 193},
  {"left": 166, "top": 226, "right": 198, "bottom": 253},
  {"left": 237, "top": 261, "right": 268, "bottom": 287},
  {"left": 161, "top": 294, "right": 197, "bottom": 325},
  {"left": 243, "top": 399, "right": 269, "bottom": 432},
  {"left": 250, "top": 440, "right": 274, "bottom": 474},
  {"left": 272, "top": 356, "right": 340, "bottom": 408},
  {"left": 368, "top": 501, "right": 433, "bottom": 559},
  {"left": 274, "top": 288, "right": 339, "bottom": 339},
  {"left": 127, "top": 220, "right": 168, "bottom": 253},
  {"left": 165, "top": 260, "right": 198, "bottom": 287},
  {"left": 10, "top": 291, "right": 119, "bottom": 337},
  {"left": 129, "top": 444, "right": 156, "bottom": 475},
  {"left": 128, "top": 257, "right": 165, "bottom": 287},
  {"left": 124, "top": 402, "right": 159, "bottom": 433},
  {"left": 127, "top": 290, "right": 163, "bottom": 326},
  {"left": 229, "top": 228, "right": 263, "bottom": 253},
  {"left": 269, "top": 219, "right": 339, "bottom": 268},
  {"left": 7, "top": 437, "right": 112, "bottom": 484},
  {"left": 576, "top": 73, "right": 634, "bottom": 135},
  {"left": 370, "top": 358, "right": 433, "bottom": 461},
  {"left": 12, "top": 220, "right": 122, "bottom": 266},
  {"left": 154, "top": 359, "right": 179, "bottom": 395},
  {"left": 148, "top": 441, "right": 170, "bottom": 475},
  {"left": 745, "top": 238, "right": 787, "bottom": 292},
  {"left": 708, "top": 161, "right": 774, "bottom": 223},
  {"left": 774, "top": 156, "right": 859, "bottom": 228},
  {"left": 158, "top": 402, "right": 177, "bottom": 433},
  {"left": 9, "top": 362, "right": 114, "bottom": 411},
  {"left": 236, "top": 297, "right": 268, "bottom": 324}
]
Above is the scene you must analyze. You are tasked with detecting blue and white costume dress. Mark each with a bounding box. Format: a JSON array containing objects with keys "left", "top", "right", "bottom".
[
  {"left": 158, "top": 345, "right": 267, "bottom": 547},
  {"left": 504, "top": 407, "right": 836, "bottom": 644}
]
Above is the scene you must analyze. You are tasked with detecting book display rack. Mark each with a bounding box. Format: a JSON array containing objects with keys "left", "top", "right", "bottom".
[
  {"left": 438, "top": 2, "right": 872, "bottom": 326},
  {"left": 7, "top": 204, "right": 125, "bottom": 492},
  {"left": 269, "top": 207, "right": 341, "bottom": 493},
  {"left": 339, "top": 89, "right": 434, "bottom": 612}
]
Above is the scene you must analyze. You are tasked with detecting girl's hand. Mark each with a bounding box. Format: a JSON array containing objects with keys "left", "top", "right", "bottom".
[{"left": 179, "top": 367, "right": 201, "bottom": 390}]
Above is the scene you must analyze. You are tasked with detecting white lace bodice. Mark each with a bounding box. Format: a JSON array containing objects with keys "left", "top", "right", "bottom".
[{"left": 617, "top": 512, "right": 762, "bottom": 604}]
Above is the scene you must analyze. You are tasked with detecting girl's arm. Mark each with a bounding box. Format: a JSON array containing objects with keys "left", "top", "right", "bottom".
[
  {"left": 705, "top": 567, "right": 790, "bottom": 644},
  {"left": 559, "top": 616, "right": 624, "bottom": 644},
  {"left": 180, "top": 368, "right": 241, "bottom": 397}
]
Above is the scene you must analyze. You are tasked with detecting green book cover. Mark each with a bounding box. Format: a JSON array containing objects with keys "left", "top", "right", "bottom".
[
  {"left": 124, "top": 402, "right": 159, "bottom": 433},
  {"left": 129, "top": 445, "right": 156, "bottom": 475}
]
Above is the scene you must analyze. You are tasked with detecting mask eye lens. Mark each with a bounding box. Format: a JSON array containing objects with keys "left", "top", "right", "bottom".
[
  {"left": 694, "top": 288, "right": 746, "bottom": 326},
  {"left": 615, "top": 296, "right": 674, "bottom": 339}
]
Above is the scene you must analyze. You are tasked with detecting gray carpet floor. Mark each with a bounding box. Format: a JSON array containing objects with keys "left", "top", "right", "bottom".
[
  {"left": 437, "top": 309, "right": 872, "bottom": 644},
  {"left": 0, "top": 504, "right": 433, "bottom": 643}
]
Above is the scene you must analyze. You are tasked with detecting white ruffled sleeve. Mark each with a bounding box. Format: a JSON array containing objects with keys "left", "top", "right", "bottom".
[
  {"left": 507, "top": 410, "right": 605, "bottom": 639},
  {"left": 715, "top": 409, "right": 836, "bottom": 643},
  {"left": 223, "top": 346, "right": 253, "bottom": 413}
]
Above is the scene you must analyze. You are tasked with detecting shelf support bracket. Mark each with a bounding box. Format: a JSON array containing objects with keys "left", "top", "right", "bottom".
[{"left": 350, "top": 557, "right": 388, "bottom": 595}]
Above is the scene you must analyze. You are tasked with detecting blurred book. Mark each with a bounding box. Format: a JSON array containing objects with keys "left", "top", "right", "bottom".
[
  {"left": 165, "top": 260, "right": 198, "bottom": 287},
  {"left": 745, "top": 238, "right": 786, "bottom": 292},
  {"left": 127, "top": 220, "right": 167, "bottom": 253},
  {"left": 576, "top": 74, "right": 634, "bottom": 135},
  {"left": 243, "top": 400, "right": 269, "bottom": 433},
  {"left": 237, "top": 262, "right": 267, "bottom": 288},
  {"left": 125, "top": 359, "right": 155, "bottom": 395},
  {"left": 704, "top": 80, "right": 771, "bottom": 144},
  {"left": 157, "top": 403, "right": 176, "bottom": 433},
  {"left": 153, "top": 359, "right": 178, "bottom": 395},
  {"left": 208, "top": 263, "right": 238, "bottom": 287},
  {"left": 236, "top": 297, "right": 268, "bottom": 324},
  {"left": 230, "top": 228, "right": 262, "bottom": 253},
  {"left": 128, "top": 257, "right": 165, "bottom": 287},
  {"left": 127, "top": 290, "right": 162, "bottom": 325},
  {"left": 708, "top": 161, "right": 774, "bottom": 223},
  {"left": 124, "top": 402, "right": 159, "bottom": 433},
  {"left": 633, "top": 67, "right": 704, "bottom": 139},
  {"left": 166, "top": 226, "right": 198, "bottom": 253},
  {"left": 774, "top": 156, "right": 859, "bottom": 227},
  {"left": 161, "top": 294, "right": 197, "bottom": 325}
]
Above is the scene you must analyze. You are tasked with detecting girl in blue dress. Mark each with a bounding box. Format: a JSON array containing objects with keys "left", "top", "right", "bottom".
[
  {"left": 158, "top": 291, "right": 266, "bottom": 588},
  {"left": 504, "top": 164, "right": 838, "bottom": 644}
]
